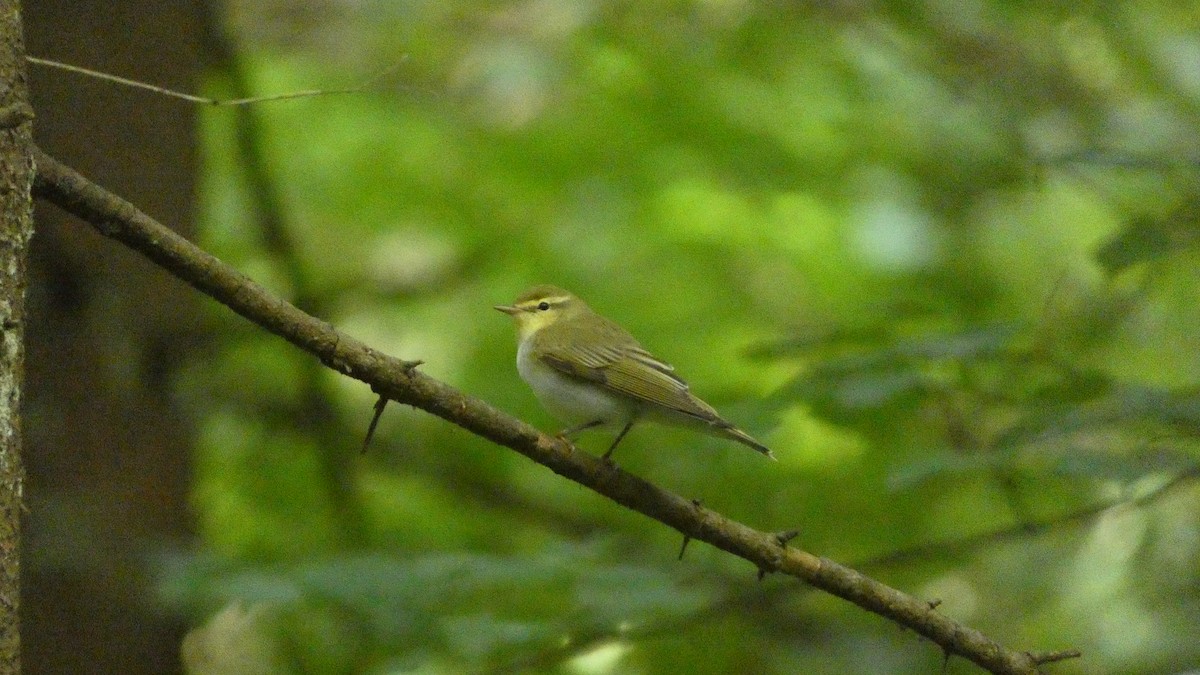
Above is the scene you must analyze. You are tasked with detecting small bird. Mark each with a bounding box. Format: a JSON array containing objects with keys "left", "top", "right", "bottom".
[{"left": 495, "top": 285, "right": 775, "bottom": 461}]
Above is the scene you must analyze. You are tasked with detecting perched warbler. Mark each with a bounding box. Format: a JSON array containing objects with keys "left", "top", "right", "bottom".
[{"left": 495, "top": 285, "right": 774, "bottom": 461}]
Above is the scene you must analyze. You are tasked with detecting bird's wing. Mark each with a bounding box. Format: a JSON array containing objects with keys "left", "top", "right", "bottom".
[{"left": 538, "top": 338, "right": 721, "bottom": 423}]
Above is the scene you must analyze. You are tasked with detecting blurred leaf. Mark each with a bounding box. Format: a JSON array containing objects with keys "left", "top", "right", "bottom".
[
  {"left": 160, "top": 546, "right": 722, "bottom": 670},
  {"left": 887, "top": 450, "right": 1015, "bottom": 492},
  {"left": 771, "top": 324, "right": 1022, "bottom": 423},
  {"left": 1051, "top": 448, "right": 1196, "bottom": 482},
  {"left": 754, "top": 322, "right": 1020, "bottom": 361},
  {"left": 996, "top": 386, "right": 1200, "bottom": 451},
  {"left": 441, "top": 614, "right": 557, "bottom": 662},
  {"left": 892, "top": 323, "right": 1022, "bottom": 361},
  {"left": 576, "top": 564, "right": 714, "bottom": 628},
  {"left": 1096, "top": 207, "right": 1200, "bottom": 276},
  {"left": 746, "top": 325, "right": 893, "bottom": 359},
  {"left": 1014, "top": 365, "right": 1113, "bottom": 407}
]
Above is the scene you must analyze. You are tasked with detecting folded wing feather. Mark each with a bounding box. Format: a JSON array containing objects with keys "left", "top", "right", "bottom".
[{"left": 539, "top": 341, "right": 722, "bottom": 423}]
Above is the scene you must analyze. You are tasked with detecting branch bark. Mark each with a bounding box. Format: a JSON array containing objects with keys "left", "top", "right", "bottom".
[
  {"left": 0, "top": 2, "right": 33, "bottom": 671},
  {"left": 31, "top": 147, "right": 1075, "bottom": 675}
]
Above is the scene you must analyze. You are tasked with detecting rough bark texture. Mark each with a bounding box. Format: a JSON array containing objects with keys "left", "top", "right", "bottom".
[{"left": 0, "top": 1, "right": 34, "bottom": 672}]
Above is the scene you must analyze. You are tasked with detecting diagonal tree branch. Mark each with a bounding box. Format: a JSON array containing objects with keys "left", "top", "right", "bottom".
[
  {"left": 31, "top": 147, "right": 1075, "bottom": 675},
  {"left": 511, "top": 465, "right": 1198, "bottom": 671}
]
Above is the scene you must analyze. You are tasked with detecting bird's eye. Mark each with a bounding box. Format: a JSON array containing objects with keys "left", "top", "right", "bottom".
[{"left": 537, "top": 301, "right": 550, "bottom": 311}]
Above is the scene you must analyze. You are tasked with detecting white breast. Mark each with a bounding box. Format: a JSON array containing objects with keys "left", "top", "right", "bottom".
[{"left": 517, "top": 339, "right": 632, "bottom": 428}]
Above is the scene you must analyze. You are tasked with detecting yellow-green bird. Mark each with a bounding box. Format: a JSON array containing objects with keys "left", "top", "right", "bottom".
[{"left": 495, "top": 285, "right": 774, "bottom": 461}]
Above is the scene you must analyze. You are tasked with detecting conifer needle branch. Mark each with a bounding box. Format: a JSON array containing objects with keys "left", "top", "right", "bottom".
[{"left": 31, "top": 148, "right": 1075, "bottom": 675}]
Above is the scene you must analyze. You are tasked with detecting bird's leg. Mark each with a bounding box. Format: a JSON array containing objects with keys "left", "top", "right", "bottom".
[
  {"left": 557, "top": 419, "right": 604, "bottom": 441},
  {"left": 602, "top": 420, "right": 635, "bottom": 461}
]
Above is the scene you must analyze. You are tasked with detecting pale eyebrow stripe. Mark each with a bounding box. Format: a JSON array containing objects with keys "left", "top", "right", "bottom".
[{"left": 520, "top": 295, "right": 571, "bottom": 308}]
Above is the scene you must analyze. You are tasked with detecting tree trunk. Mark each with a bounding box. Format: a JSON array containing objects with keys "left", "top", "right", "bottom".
[{"left": 0, "top": 1, "right": 35, "bottom": 672}]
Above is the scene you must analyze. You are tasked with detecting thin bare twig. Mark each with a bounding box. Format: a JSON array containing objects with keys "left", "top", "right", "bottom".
[
  {"left": 362, "top": 396, "right": 389, "bottom": 453},
  {"left": 26, "top": 55, "right": 403, "bottom": 106}
]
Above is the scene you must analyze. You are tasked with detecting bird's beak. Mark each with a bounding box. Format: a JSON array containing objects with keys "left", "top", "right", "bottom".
[{"left": 494, "top": 304, "right": 522, "bottom": 315}]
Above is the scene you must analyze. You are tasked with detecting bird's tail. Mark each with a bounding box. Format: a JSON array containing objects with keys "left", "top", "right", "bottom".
[{"left": 722, "top": 425, "right": 776, "bottom": 460}]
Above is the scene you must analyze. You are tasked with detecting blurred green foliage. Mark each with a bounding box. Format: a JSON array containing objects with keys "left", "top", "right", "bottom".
[{"left": 169, "top": 1, "right": 1200, "bottom": 673}]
